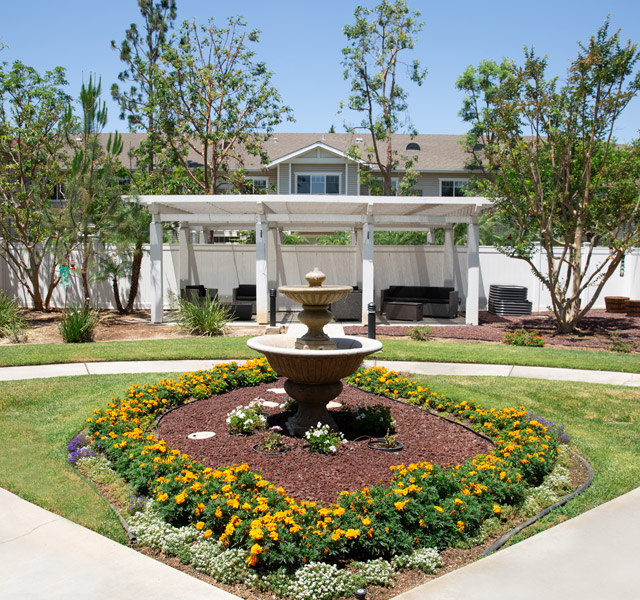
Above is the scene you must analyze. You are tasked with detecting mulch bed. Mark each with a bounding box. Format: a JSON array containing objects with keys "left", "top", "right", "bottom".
[
  {"left": 157, "top": 378, "right": 494, "bottom": 507},
  {"left": 345, "top": 309, "right": 640, "bottom": 350}
]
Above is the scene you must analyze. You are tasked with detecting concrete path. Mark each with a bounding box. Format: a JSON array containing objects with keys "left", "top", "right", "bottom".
[
  {"left": 1, "top": 357, "right": 639, "bottom": 598},
  {"left": 1, "top": 357, "right": 639, "bottom": 386}
]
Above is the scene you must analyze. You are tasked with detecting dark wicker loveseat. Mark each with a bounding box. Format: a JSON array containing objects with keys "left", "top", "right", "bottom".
[
  {"left": 381, "top": 286, "right": 458, "bottom": 318},
  {"left": 232, "top": 284, "right": 257, "bottom": 314}
]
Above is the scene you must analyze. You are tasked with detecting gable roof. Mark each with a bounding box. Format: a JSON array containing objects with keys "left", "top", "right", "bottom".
[{"left": 113, "top": 132, "right": 473, "bottom": 173}]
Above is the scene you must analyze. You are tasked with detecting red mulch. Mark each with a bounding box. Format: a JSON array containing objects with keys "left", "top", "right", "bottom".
[
  {"left": 345, "top": 309, "right": 640, "bottom": 350},
  {"left": 157, "top": 378, "right": 493, "bottom": 506}
]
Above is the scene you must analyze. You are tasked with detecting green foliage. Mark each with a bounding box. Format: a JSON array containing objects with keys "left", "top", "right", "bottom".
[
  {"left": 408, "top": 325, "right": 433, "bottom": 341},
  {"left": 350, "top": 403, "right": 396, "bottom": 436},
  {"left": 456, "top": 19, "right": 640, "bottom": 333},
  {"left": 172, "top": 294, "right": 234, "bottom": 337},
  {"left": 152, "top": 16, "right": 293, "bottom": 193},
  {"left": 58, "top": 304, "right": 103, "bottom": 343},
  {"left": 0, "top": 291, "right": 27, "bottom": 341},
  {"left": 341, "top": 0, "right": 426, "bottom": 195},
  {"left": 315, "top": 231, "right": 352, "bottom": 245},
  {"left": 282, "top": 232, "right": 310, "bottom": 245},
  {"left": 0, "top": 61, "right": 73, "bottom": 310},
  {"left": 502, "top": 329, "right": 545, "bottom": 347},
  {"left": 111, "top": 0, "right": 177, "bottom": 173},
  {"left": 606, "top": 330, "right": 638, "bottom": 353},
  {"left": 374, "top": 230, "right": 426, "bottom": 245},
  {"left": 64, "top": 76, "right": 124, "bottom": 302}
]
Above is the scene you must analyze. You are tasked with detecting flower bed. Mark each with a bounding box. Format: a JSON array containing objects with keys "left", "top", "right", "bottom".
[{"left": 84, "top": 359, "right": 560, "bottom": 572}]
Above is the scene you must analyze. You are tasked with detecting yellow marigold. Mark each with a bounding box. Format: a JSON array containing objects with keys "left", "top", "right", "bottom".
[
  {"left": 394, "top": 500, "right": 409, "bottom": 511},
  {"left": 175, "top": 491, "right": 187, "bottom": 504},
  {"left": 345, "top": 528, "right": 360, "bottom": 540},
  {"left": 247, "top": 555, "right": 258, "bottom": 567},
  {"left": 250, "top": 543, "right": 263, "bottom": 555},
  {"left": 156, "top": 493, "right": 168, "bottom": 502},
  {"left": 457, "top": 520, "right": 465, "bottom": 533},
  {"left": 493, "top": 505, "right": 502, "bottom": 515},
  {"left": 434, "top": 505, "right": 444, "bottom": 513},
  {"left": 250, "top": 529, "right": 264, "bottom": 540},
  {"left": 195, "top": 521, "right": 205, "bottom": 530},
  {"left": 203, "top": 529, "right": 212, "bottom": 539}
]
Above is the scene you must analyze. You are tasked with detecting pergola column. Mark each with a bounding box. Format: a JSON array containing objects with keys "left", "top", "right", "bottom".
[
  {"left": 465, "top": 220, "right": 480, "bottom": 325},
  {"left": 362, "top": 219, "right": 375, "bottom": 322},
  {"left": 443, "top": 225, "right": 455, "bottom": 288},
  {"left": 255, "top": 215, "right": 269, "bottom": 324},
  {"left": 178, "top": 222, "right": 190, "bottom": 292},
  {"left": 150, "top": 215, "right": 164, "bottom": 324}
]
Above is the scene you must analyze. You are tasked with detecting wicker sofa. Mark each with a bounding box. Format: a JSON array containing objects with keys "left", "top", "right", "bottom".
[
  {"left": 381, "top": 286, "right": 458, "bottom": 318},
  {"left": 232, "top": 284, "right": 256, "bottom": 314}
]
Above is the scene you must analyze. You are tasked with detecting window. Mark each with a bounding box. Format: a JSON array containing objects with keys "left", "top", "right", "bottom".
[
  {"left": 440, "top": 179, "right": 469, "bottom": 197},
  {"left": 247, "top": 177, "right": 268, "bottom": 194},
  {"left": 296, "top": 174, "right": 340, "bottom": 194},
  {"left": 405, "top": 142, "right": 421, "bottom": 151}
]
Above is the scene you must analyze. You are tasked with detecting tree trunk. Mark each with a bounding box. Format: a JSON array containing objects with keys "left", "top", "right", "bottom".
[
  {"left": 112, "top": 277, "right": 125, "bottom": 314},
  {"left": 81, "top": 233, "right": 91, "bottom": 303},
  {"left": 125, "top": 243, "right": 144, "bottom": 314}
]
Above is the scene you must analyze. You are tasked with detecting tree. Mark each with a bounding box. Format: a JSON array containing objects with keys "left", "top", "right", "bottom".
[
  {"left": 153, "top": 16, "right": 293, "bottom": 193},
  {"left": 111, "top": 0, "right": 177, "bottom": 172},
  {"left": 456, "top": 20, "right": 640, "bottom": 333},
  {"left": 0, "top": 61, "right": 72, "bottom": 310},
  {"left": 341, "top": 0, "right": 426, "bottom": 195},
  {"left": 64, "top": 76, "right": 123, "bottom": 302}
]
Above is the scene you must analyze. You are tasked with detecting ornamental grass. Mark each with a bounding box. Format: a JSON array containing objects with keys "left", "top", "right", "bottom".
[{"left": 84, "top": 360, "right": 561, "bottom": 571}]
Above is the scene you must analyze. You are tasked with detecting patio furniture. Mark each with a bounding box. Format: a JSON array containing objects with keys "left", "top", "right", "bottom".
[
  {"left": 222, "top": 302, "right": 253, "bottom": 321},
  {"left": 233, "top": 284, "right": 256, "bottom": 314},
  {"left": 182, "top": 285, "right": 205, "bottom": 302},
  {"left": 385, "top": 301, "right": 423, "bottom": 322},
  {"left": 330, "top": 288, "right": 362, "bottom": 321},
  {"left": 381, "top": 286, "right": 458, "bottom": 318}
]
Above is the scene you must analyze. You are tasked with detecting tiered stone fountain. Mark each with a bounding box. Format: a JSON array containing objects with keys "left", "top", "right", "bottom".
[{"left": 247, "top": 268, "right": 382, "bottom": 435}]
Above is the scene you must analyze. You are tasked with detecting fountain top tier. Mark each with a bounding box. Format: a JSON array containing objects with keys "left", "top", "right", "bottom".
[
  {"left": 278, "top": 267, "right": 353, "bottom": 309},
  {"left": 278, "top": 268, "right": 353, "bottom": 350}
]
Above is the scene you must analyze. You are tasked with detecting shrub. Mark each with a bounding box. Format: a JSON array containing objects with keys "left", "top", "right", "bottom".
[
  {"left": 226, "top": 401, "right": 267, "bottom": 435},
  {"left": 255, "top": 426, "right": 286, "bottom": 452},
  {"left": 408, "top": 325, "right": 433, "bottom": 341},
  {"left": 503, "top": 328, "right": 544, "bottom": 347},
  {"left": 304, "top": 422, "right": 346, "bottom": 454},
  {"left": 58, "top": 304, "right": 102, "bottom": 343},
  {"left": 173, "top": 293, "right": 234, "bottom": 336},
  {"left": 351, "top": 403, "right": 396, "bottom": 436},
  {"left": 0, "top": 291, "right": 27, "bottom": 341},
  {"left": 607, "top": 329, "right": 637, "bottom": 353}
]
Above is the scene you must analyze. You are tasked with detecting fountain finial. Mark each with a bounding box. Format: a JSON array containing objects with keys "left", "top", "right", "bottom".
[{"left": 305, "top": 268, "right": 326, "bottom": 287}]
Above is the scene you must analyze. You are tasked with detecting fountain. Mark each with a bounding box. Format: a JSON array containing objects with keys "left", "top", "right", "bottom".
[{"left": 247, "top": 268, "right": 382, "bottom": 435}]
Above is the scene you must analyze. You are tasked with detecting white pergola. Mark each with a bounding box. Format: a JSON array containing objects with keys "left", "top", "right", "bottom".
[{"left": 136, "top": 194, "right": 492, "bottom": 325}]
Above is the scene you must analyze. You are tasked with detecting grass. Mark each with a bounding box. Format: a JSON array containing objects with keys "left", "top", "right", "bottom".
[
  {"left": 1, "top": 337, "right": 639, "bottom": 373},
  {"left": 0, "top": 372, "right": 182, "bottom": 544}
]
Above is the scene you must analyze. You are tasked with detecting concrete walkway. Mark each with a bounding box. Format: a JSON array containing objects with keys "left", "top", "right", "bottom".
[
  {"left": 1, "top": 357, "right": 639, "bottom": 387},
  {"left": 1, "top": 358, "right": 639, "bottom": 598}
]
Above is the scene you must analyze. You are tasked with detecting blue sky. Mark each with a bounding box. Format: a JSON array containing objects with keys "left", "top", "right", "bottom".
[{"left": 2, "top": 0, "right": 639, "bottom": 141}]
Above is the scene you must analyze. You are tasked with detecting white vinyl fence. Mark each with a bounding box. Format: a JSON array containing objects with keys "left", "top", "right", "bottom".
[{"left": 1, "top": 243, "right": 638, "bottom": 314}]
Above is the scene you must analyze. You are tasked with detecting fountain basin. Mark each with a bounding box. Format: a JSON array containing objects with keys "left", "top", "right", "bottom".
[{"left": 246, "top": 335, "right": 382, "bottom": 384}]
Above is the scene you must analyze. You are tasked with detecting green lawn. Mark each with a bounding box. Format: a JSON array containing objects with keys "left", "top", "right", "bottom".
[{"left": 1, "top": 336, "right": 638, "bottom": 373}]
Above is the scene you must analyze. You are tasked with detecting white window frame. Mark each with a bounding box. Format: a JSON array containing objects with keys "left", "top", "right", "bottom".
[
  {"left": 295, "top": 172, "right": 342, "bottom": 195},
  {"left": 439, "top": 178, "right": 469, "bottom": 197}
]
